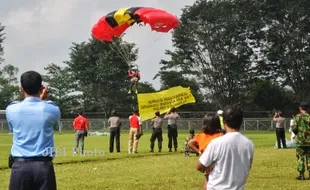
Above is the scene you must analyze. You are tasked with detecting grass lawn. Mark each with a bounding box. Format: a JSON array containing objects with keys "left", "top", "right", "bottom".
[{"left": 0, "top": 130, "right": 307, "bottom": 190}]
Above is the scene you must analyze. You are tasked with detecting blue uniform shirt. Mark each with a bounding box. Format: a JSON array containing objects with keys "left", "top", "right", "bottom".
[{"left": 5, "top": 97, "right": 60, "bottom": 157}]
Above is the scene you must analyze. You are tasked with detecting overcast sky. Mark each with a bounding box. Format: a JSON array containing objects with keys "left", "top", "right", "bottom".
[{"left": 0, "top": 0, "right": 195, "bottom": 90}]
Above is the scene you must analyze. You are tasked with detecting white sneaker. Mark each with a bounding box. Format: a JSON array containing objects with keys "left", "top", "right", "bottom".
[{"left": 128, "top": 90, "right": 131, "bottom": 94}]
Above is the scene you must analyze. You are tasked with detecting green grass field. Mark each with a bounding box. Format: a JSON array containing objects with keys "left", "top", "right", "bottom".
[{"left": 0, "top": 131, "right": 307, "bottom": 190}]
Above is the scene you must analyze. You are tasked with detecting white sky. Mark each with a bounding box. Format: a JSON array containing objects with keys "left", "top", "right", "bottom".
[{"left": 0, "top": 0, "right": 195, "bottom": 90}]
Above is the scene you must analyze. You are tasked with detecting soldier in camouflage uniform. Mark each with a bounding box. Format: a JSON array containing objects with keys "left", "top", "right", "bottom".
[{"left": 293, "top": 102, "right": 310, "bottom": 180}]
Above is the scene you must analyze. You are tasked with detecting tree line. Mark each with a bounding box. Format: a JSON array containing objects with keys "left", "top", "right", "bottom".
[{"left": 1, "top": 0, "right": 309, "bottom": 118}]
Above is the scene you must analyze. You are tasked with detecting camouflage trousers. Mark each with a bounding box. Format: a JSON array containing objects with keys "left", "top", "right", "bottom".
[{"left": 296, "top": 147, "right": 310, "bottom": 172}]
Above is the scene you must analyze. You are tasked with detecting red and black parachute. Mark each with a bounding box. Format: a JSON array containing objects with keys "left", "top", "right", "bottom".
[{"left": 91, "top": 7, "right": 179, "bottom": 41}]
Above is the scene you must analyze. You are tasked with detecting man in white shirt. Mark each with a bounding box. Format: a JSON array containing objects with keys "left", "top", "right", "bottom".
[{"left": 197, "top": 105, "right": 254, "bottom": 190}]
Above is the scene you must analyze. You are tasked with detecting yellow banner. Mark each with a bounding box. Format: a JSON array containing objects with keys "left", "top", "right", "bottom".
[{"left": 137, "top": 86, "right": 196, "bottom": 121}]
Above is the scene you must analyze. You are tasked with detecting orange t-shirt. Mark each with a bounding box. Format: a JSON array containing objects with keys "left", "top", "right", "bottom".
[{"left": 194, "top": 132, "right": 223, "bottom": 152}]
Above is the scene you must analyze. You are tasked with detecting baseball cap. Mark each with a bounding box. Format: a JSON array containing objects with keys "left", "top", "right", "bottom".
[{"left": 217, "top": 110, "right": 223, "bottom": 115}]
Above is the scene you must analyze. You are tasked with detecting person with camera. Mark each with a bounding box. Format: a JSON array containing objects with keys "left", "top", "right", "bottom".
[
  {"left": 128, "top": 110, "right": 143, "bottom": 154},
  {"left": 273, "top": 111, "right": 286, "bottom": 148},
  {"left": 6, "top": 71, "right": 60, "bottom": 190},
  {"left": 164, "top": 107, "right": 180, "bottom": 152},
  {"left": 108, "top": 110, "right": 122, "bottom": 153},
  {"left": 73, "top": 112, "right": 89, "bottom": 154},
  {"left": 150, "top": 111, "right": 163, "bottom": 153}
]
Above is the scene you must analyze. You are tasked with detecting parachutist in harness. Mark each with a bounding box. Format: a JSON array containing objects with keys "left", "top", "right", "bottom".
[{"left": 128, "top": 65, "right": 140, "bottom": 94}]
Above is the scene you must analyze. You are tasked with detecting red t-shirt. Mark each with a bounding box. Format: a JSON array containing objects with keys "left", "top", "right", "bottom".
[
  {"left": 129, "top": 114, "right": 140, "bottom": 128},
  {"left": 73, "top": 115, "right": 89, "bottom": 130}
]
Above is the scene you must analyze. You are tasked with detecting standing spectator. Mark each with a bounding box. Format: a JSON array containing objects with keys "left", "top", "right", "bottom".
[
  {"left": 273, "top": 111, "right": 287, "bottom": 148},
  {"left": 150, "top": 111, "right": 163, "bottom": 153},
  {"left": 73, "top": 112, "right": 89, "bottom": 154},
  {"left": 217, "top": 110, "right": 225, "bottom": 134},
  {"left": 108, "top": 110, "right": 122, "bottom": 153},
  {"left": 292, "top": 102, "right": 310, "bottom": 180},
  {"left": 6, "top": 71, "right": 60, "bottom": 190},
  {"left": 289, "top": 114, "right": 296, "bottom": 141},
  {"left": 197, "top": 105, "right": 254, "bottom": 190},
  {"left": 164, "top": 107, "right": 180, "bottom": 152},
  {"left": 128, "top": 110, "right": 143, "bottom": 154}
]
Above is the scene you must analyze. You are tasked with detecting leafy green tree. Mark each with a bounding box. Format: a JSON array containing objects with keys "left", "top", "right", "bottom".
[
  {"left": 0, "top": 23, "right": 20, "bottom": 109},
  {"left": 257, "top": 0, "right": 310, "bottom": 102},
  {"left": 65, "top": 37, "right": 138, "bottom": 116},
  {"left": 248, "top": 79, "right": 295, "bottom": 111},
  {"left": 0, "top": 64, "right": 20, "bottom": 109},
  {"left": 157, "top": 0, "right": 263, "bottom": 109},
  {"left": 42, "top": 63, "right": 81, "bottom": 117},
  {"left": 137, "top": 81, "right": 156, "bottom": 93},
  {"left": 0, "top": 23, "right": 4, "bottom": 65}
]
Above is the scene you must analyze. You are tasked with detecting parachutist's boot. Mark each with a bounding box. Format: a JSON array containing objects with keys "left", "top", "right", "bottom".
[{"left": 296, "top": 172, "right": 305, "bottom": 180}]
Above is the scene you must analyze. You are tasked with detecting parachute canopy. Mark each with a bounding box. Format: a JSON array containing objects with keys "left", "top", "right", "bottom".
[{"left": 91, "top": 7, "right": 179, "bottom": 41}]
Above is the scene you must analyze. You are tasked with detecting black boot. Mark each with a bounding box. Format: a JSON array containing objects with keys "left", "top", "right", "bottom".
[
  {"left": 296, "top": 172, "right": 305, "bottom": 180},
  {"left": 169, "top": 148, "right": 172, "bottom": 152}
]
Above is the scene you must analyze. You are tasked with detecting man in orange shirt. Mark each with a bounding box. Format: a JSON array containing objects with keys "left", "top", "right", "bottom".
[
  {"left": 128, "top": 110, "right": 143, "bottom": 154},
  {"left": 73, "top": 112, "right": 89, "bottom": 154}
]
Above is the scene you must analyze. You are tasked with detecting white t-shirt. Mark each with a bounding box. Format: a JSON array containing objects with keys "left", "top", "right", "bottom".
[{"left": 199, "top": 132, "right": 254, "bottom": 190}]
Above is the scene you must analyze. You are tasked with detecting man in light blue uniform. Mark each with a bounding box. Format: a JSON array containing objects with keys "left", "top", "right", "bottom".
[{"left": 6, "top": 71, "right": 60, "bottom": 190}]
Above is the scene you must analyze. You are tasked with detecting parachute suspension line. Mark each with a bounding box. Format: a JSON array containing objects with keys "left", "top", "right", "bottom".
[
  {"left": 108, "top": 42, "right": 130, "bottom": 66},
  {"left": 108, "top": 40, "right": 134, "bottom": 68}
]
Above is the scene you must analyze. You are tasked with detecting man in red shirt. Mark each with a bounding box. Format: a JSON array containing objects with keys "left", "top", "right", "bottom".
[
  {"left": 128, "top": 110, "right": 143, "bottom": 154},
  {"left": 73, "top": 112, "right": 89, "bottom": 154}
]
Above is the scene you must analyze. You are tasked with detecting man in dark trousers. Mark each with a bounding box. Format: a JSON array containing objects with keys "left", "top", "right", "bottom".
[
  {"left": 164, "top": 107, "right": 180, "bottom": 152},
  {"left": 108, "top": 110, "right": 122, "bottom": 153},
  {"left": 150, "top": 111, "right": 163, "bottom": 152},
  {"left": 273, "top": 111, "right": 286, "bottom": 148},
  {"left": 73, "top": 112, "right": 89, "bottom": 154},
  {"left": 6, "top": 71, "right": 60, "bottom": 190}
]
